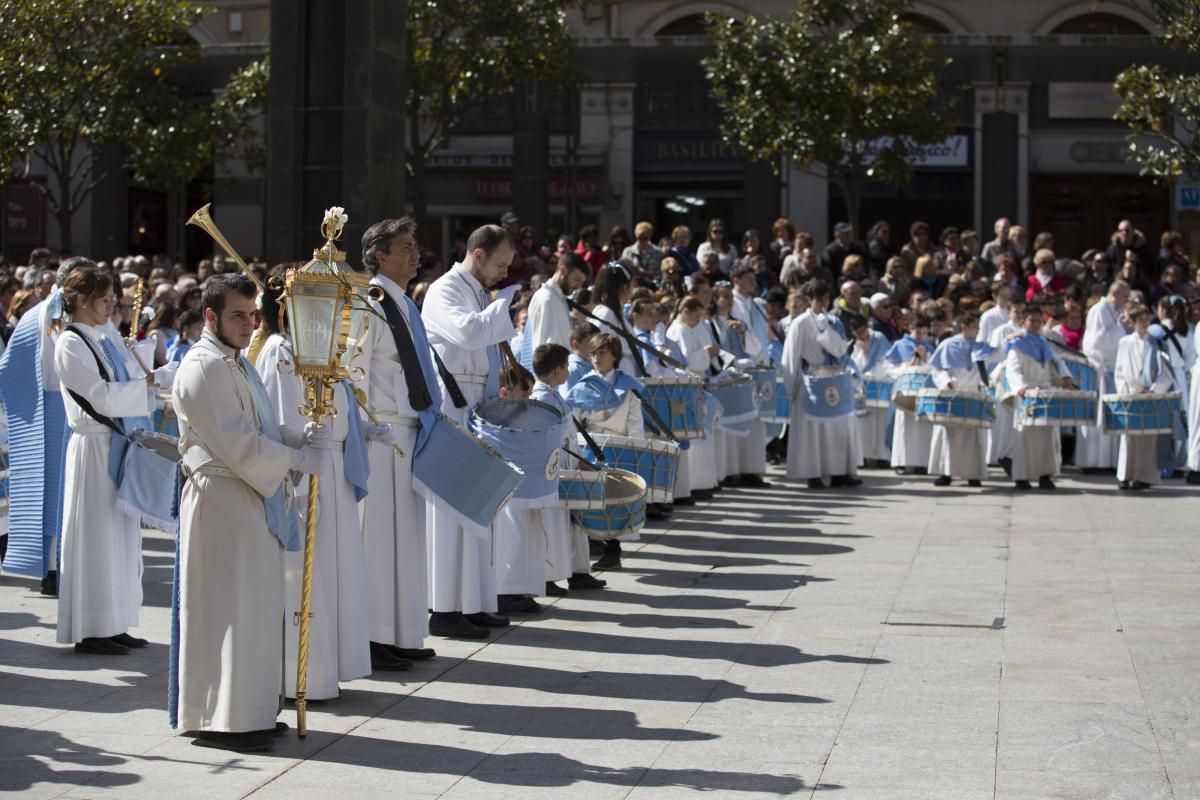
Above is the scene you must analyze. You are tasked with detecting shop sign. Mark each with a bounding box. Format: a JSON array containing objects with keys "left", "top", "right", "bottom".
[
  {"left": 1178, "top": 184, "right": 1200, "bottom": 210},
  {"left": 1049, "top": 83, "right": 1121, "bottom": 120},
  {"left": 474, "top": 175, "right": 603, "bottom": 202},
  {"left": 4, "top": 183, "right": 45, "bottom": 246},
  {"left": 862, "top": 135, "right": 969, "bottom": 168}
]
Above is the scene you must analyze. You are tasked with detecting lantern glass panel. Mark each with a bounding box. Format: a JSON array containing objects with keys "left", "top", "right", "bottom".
[{"left": 287, "top": 282, "right": 341, "bottom": 370}]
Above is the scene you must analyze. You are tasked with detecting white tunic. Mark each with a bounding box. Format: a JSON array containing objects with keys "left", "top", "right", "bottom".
[
  {"left": 1078, "top": 300, "right": 1125, "bottom": 468},
  {"left": 526, "top": 280, "right": 573, "bottom": 352},
  {"left": 1115, "top": 332, "right": 1173, "bottom": 484},
  {"left": 667, "top": 319, "right": 719, "bottom": 492},
  {"left": 1189, "top": 324, "right": 1200, "bottom": 471},
  {"left": 888, "top": 369, "right": 932, "bottom": 470},
  {"left": 356, "top": 275, "right": 430, "bottom": 647},
  {"left": 986, "top": 321, "right": 1021, "bottom": 464},
  {"left": 174, "top": 332, "right": 296, "bottom": 733},
  {"left": 257, "top": 334, "right": 370, "bottom": 699},
  {"left": 783, "top": 310, "right": 860, "bottom": 480},
  {"left": 927, "top": 361, "right": 987, "bottom": 481},
  {"left": 1006, "top": 344, "right": 1071, "bottom": 482},
  {"left": 422, "top": 264, "right": 515, "bottom": 615},
  {"left": 55, "top": 324, "right": 153, "bottom": 644},
  {"left": 850, "top": 338, "right": 891, "bottom": 463}
]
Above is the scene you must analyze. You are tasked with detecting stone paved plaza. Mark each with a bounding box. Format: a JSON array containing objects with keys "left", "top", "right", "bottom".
[{"left": 1, "top": 468, "right": 1198, "bottom": 799}]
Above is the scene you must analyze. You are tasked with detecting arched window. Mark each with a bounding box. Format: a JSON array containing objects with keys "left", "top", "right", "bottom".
[
  {"left": 901, "top": 13, "right": 951, "bottom": 34},
  {"left": 655, "top": 14, "right": 710, "bottom": 36},
  {"left": 1050, "top": 13, "right": 1150, "bottom": 36}
]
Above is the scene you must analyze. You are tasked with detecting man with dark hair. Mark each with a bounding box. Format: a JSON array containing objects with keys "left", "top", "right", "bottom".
[
  {"left": 171, "top": 271, "right": 328, "bottom": 752},
  {"left": 518, "top": 251, "right": 588, "bottom": 369},
  {"left": 355, "top": 218, "right": 443, "bottom": 666},
  {"left": 819, "top": 222, "right": 863, "bottom": 280},
  {"left": 421, "top": 224, "right": 522, "bottom": 638}
]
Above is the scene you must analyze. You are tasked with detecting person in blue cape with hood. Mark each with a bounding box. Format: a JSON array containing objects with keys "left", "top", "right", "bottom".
[
  {"left": 886, "top": 310, "right": 940, "bottom": 475},
  {"left": 926, "top": 312, "right": 989, "bottom": 487},
  {"left": 847, "top": 312, "right": 893, "bottom": 468},
  {"left": 1004, "top": 305, "right": 1075, "bottom": 490}
]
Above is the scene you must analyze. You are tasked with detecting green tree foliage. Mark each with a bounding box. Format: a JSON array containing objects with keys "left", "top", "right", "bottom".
[
  {"left": 407, "top": 0, "right": 577, "bottom": 225},
  {"left": 1114, "top": 0, "right": 1200, "bottom": 179},
  {"left": 703, "top": 0, "right": 956, "bottom": 234},
  {"left": 0, "top": 0, "right": 267, "bottom": 252}
]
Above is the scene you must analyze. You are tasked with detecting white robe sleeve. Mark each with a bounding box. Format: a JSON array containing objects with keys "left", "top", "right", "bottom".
[
  {"left": 1005, "top": 348, "right": 1030, "bottom": 394},
  {"left": 175, "top": 350, "right": 295, "bottom": 499},
  {"left": 255, "top": 338, "right": 307, "bottom": 449},
  {"left": 423, "top": 277, "right": 516, "bottom": 349},
  {"left": 55, "top": 332, "right": 152, "bottom": 418}
]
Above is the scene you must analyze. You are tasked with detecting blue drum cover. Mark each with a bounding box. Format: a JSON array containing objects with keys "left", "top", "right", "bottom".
[
  {"left": 1018, "top": 391, "right": 1098, "bottom": 427},
  {"left": 801, "top": 370, "right": 855, "bottom": 421},
  {"left": 915, "top": 391, "right": 996, "bottom": 429},
  {"left": 748, "top": 368, "right": 777, "bottom": 415},
  {"left": 570, "top": 469, "right": 646, "bottom": 539},
  {"left": 1065, "top": 359, "right": 1099, "bottom": 394},
  {"left": 581, "top": 434, "right": 680, "bottom": 504},
  {"left": 1101, "top": 394, "right": 1179, "bottom": 435},
  {"left": 471, "top": 399, "right": 564, "bottom": 508},
  {"left": 710, "top": 378, "right": 757, "bottom": 427},
  {"left": 640, "top": 378, "right": 706, "bottom": 440},
  {"left": 559, "top": 468, "right": 606, "bottom": 510},
  {"left": 863, "top": 379, "right": 894, "bottom": 408}
]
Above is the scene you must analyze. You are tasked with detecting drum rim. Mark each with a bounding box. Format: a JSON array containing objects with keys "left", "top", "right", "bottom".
[
  {"left": 1100, "top": 392, "right": 1183, "bottom": 402},
  {"left": 914, "top": 388, "right": 995, "bottom": 400}
]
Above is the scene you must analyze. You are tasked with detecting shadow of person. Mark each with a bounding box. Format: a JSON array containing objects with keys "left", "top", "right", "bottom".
[
  {"left": 535, "top": 605, "right": 753, "bottom": 630},
  {"left": 0, "top": 726, "right": 141, "bottom": 792},
  {"left": 569, "top": 589, "right": 793, "bottom": 613}
]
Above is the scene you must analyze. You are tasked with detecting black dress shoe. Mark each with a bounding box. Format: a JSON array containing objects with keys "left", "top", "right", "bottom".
[
  {"left": 75, "top": 637, "right": 128, "bottom": 655},
  {"left": 111, "top": 633, "right": 148, "bottom": 648},
  {"left": 588, "top": 538, "right": 604, "bottom": 556},
  {"left": 545, "top": 581, "right": 567, "bottom": 597},
  {"left": 1038, "top": 476, "right": 1056, "bottom": 490},
  {"left": 894, "top": 467, "right": 910, "bottom": 476},
  {"left": 429, "top": 612, "right": 489, "bottom": 638},
  {"left": 740, "top": 474, "right": 770, "bottom": 487},
  {"left": 386, "top": 645, "right": 436, "bottom": 661},
  {"left": 719, "top": 477, "right": 738, "bottom": 487},
  {"left": 569, "top": 573, "right": 607, "bottom": 590},
  {"left": 593, "top": 553, "right": 622, "bottom": 571},
  {"left": 1187, "top": 471, "right": 1200, "bottom": 485},
  {"left": 1118, "top": 480, "right": 1132, "bottom": 491},
  {"left": 370, "top": 641, "right": 413, "bottom": 671},
  {"left": 464, "top": 612, "right": 510, "bottom": 627},
  {"left": 646, "top": 503, "right": 671, "bottom": 520},
  {"left": 40, "top": 570, "right": 57, "bottom": 597},
  {"left": 806, "top": 478, "right": 825, "bottom": 489},
  {"left": 1000, "top": 457, "right": 1013, "bottom": 477},
  {"left": 249, "top": 721, "right": 289, "bottom": 737},
  {"left": 933, "top": 475, "right": 952, "bottom": 487},
  {"left": 673, "top": 496, "right": 696, "bottom": 506},
  {"left": 967, "top": 480, "right": 982, "bottom": 487},
  {"left": 830, "top": 475, "right": 863, "bottom": 488},
  {"left": 1131, "top": 481, "right": 1152, "bottom": 491},
  {"left": 691, "top": 488, "right": 714, "bottom": 500},
  {"left": 1014, "top": 480, "right": 1033, "bottom": 490},
  {"left": 498, "top": 595, "right": 541, "bottom": 614},
  {"left": 913, "top": 467, "right": 928, "bottom": 475},
  {"left": 192, "top": 730, "right": 274, "bottom": 753}
]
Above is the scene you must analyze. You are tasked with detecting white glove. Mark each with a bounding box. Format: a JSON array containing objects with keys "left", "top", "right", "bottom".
[
  {"left": 132, "top": 338, "right": 156, "bottom": 367},
  {"left": 304, "top": 422, "right": 332, "bottom": 448},
  {"left": 495, "top": 284, "right": 521, "bottom": 305},
  {"left": 290, "top": 446, "right": 325, "bottom": 475},
  {"left": 365, "top": 422, "right": 394, "bottom": 444},
  {"left": 152, "top": 362, "right": 178, "bottom": 389}
]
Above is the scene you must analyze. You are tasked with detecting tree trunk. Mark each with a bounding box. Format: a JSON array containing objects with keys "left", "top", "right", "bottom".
[
  {"left": 54, "top": 165, "right": 73, "bottom": 254},
  {"left": 838, "top": 174, "right": 863, "bottom": 243}
]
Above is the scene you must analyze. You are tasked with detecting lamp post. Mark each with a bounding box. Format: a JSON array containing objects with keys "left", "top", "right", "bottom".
[{"left": 281, "top": 206, "right": 371, "bottom": 737}]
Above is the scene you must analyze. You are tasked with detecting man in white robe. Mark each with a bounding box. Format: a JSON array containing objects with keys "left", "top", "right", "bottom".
[
  {"left": 729, "top": 264, "right": 775, "bottom": 486},
  {"left": 171, "top": 274, "right": 326, "bottom": 753},
  {"left": 1005, "top": 307, "right": 1074, "bottom": 490},
  {"left": 421, "top": 225, "right": 519, "bottom": 639},
  {"left": 1115, "top": 306, "right": 1174, "bottom": 490},
  {"left": 1078, "top": 281, "right": 1130, "bottom": 470},
  {"left": 519, "top": 252, "right": 587, "bottom": 366},
  {"left": 355, "top": 218, "right": 444, "bottom": 664}
]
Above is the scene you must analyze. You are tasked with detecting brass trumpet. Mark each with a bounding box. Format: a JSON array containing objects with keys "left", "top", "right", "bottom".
[{"left": 186, "top": 204, "right": 265, "bottom": 292}]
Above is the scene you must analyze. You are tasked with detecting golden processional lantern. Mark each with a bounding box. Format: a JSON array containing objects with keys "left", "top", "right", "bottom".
[{"left": 282, "top": 206, "right": 371, "bottom": 737}]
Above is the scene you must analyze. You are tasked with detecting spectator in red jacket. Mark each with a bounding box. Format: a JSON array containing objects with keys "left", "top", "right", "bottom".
[{"left": 1025, "top": 248, "right": 1066, "bottom": 302}]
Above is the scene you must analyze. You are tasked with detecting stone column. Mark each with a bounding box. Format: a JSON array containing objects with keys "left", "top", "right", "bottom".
[
  {"left": 579, "top": 82, "right": 635, "bottom": 232},
  {"left": 974, "top": 83, "right": 1029, "bottom": 233}
]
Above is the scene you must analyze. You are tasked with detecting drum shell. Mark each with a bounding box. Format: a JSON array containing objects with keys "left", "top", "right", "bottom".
[
  {"left": 801, "top": 367, "right": 855, "bottom": 421},
  {"left": 892, "top": 366, "right": 935, "bottom": 412},
  {"left": 1101, "top": 392, "right": 1181, "bottom": 435},
  {"left": 558, "top": 467, "right": 606, "bottom": 510},
  {"left": 640, "top": 376, "right": 706, "bottom": 440},
  {"left": 1016, "top": 388, "right": 1098, "bottom": 427},
  {"left": 747, "top": 367, "right": 778, "bottom": 417},
  {"left": 471, "top": 399, "right": 564, "bottom": 506},
  {"left": 413, "top": 415, "right": 524, "bottom": 531},
  {"left": 762, "top": 378, "right": 791, "bottom": 425},
  {"left": 570, "top": 468, "right": 646, "bottom": 540},
  {"left": 579, "top": 433, "right": 680, "bottom": 504},
  {"left": 915, "top": 389, "right": 995, "bottom": 429},
  {"left": 709, "top": 376, "right": 757, "bottom": 432},
  {"left": 118, "top": 431, "right": 180, "bottom": 531},
  {"left": 863, "top": 379, "right": 894, "bottom": 409}
]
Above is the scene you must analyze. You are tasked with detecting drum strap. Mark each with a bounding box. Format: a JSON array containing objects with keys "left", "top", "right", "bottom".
[
  {"left": 976, "top": 360, "right": 991, "bottom": 387},
  {"left": 633, "top": 390, "right": 680, "bottom": 444},
  {"left": 62, "top": 326, "right": 125, "bottom": 438},
  {"left": 431, "top": 348, "right": 468, "bottom": 409},
  {"left": 377, "top": 292, "right": 433, "bottom": 412}
]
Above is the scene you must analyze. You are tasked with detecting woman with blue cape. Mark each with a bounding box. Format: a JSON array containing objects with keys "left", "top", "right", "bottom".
[
  {"left": 926, "top": 313, "right": 988, "bottom": 487},
  {"left": 848, "top": 313, "right": 892, "bottom": 468}
]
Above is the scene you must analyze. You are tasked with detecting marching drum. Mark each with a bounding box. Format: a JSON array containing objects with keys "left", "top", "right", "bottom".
[
  {"left": 709, "top": 374, "right": 757, "bottom": 435},
  {"left": 915, "top": 389, "right": 996, "bottom": 429},
  {"left": 579, "top": 432, "right": 680, "bottom": 504},
  {"left": 559, "top": 467, "right": 607, "bottom": 510},
  {"left": 117, "top": 431, "right": 180, "bottom": 532},
  {"left": 801, "top": 366, "right": 855, "bottom": 421},
  {"left": 471, "top": 398, "right": 564, "bottom": 508},
  {"left": 862, "top": 378, "right": 894, "bottom": 409},
  {"left": 891, "top": 366, "right": 935, "bottom": 412},
  {"left": 1101, "top": 392, "right": 1182, "bottom": 436},
  {"left": 1015, "top": 388, "right": 1098, "bottom": 427},
  {"left": 763, "top": 378, "right": 790, "bottom": 425},
  {"left": 640, "top": 375, "right": 706, "bottom": 440},
  {"left": 570, "top": 468, "right": 647, "bottom": 540},
  {"left": 413, "top": 414, "right": 524, "bottom": 532},
  {"left": 1061, "top": 353, "right": 1099, "bottom": 395}
]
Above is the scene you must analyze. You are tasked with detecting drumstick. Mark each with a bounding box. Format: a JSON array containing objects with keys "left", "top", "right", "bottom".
[{"left": 351, "top": 387, "right": 407, "bottom": 458}]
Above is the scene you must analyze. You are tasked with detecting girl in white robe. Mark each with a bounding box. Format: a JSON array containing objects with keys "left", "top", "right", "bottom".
[
  {"left": 1005, "top": 308, "right": 1073, "bottom": 489},
  {"left": 256, "top": 331, "right": 373, "bottom": 699},
  {"left": 54, "top": 269, "right": 158, "bottom": 653},
  {"left": 668, "top": 300, "right": 722, "bottom": 495},
  {"left": 848, "top": 319, "right": 892, "bottom": 466},
  {"left": 1115, "top": 306, "right": 1175, "bottom": 489},
  {"left": 926, "top": 317, "right": 988, "bottom": 485},
  {"left": 886, "top": 323, "right": 935, "bottom": 474},
  {"left": 1078, "top": 292, "right": 1127, "bottom": 469}
]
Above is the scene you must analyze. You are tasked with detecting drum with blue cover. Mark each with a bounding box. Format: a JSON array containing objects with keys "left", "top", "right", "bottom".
[
  {"left": 1062, "top": 354, "right": 1099, "bottom": 395},
  {"left": 915, "top": 389, "right": 996, "bottom": 429},
  {"left": 863, "top": 379, "right": 894, "bottom": 409},
  {"left": 1016, "top": 388, "right": 1098, "bottom": 427},
  {"left": 558, "top": 467, "right": 606, "bottom": 510},
  {"left": 801, "top": 366, "right": 855, "bottom": 421},
  {"left": 639, "top": 375, "right": 706, "bottom": 440},
  {"left": 414, "top": 414, "right": 524, "bottom": 532},
  {"left": 1101, "top": 392, "right": 1181, "bottom": 435},
  {"left": 709, "top": 375, "right": 756, "bottom": 436},
  {"left": 570, "top": 468, "right": 646, "bottom": 540},
  {"left": 747, "top": 367, "right": 777, "bottom": 416},
  {"left": 763, "top": 378, "right": 790, "bottom": 425},
  {"left": 471, "top": 398, "right": 564, "bottom": 509},
  {"left": 891, "top": 366, "right": 934, "bottom": 411}
]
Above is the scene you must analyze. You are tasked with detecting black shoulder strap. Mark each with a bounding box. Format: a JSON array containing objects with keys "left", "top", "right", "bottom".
[
  {"left": 62, "top": 326, "right": 125, "bottom": 436},
  {"left": 431, "top": 347, "right": 468, "bottom": 409}
]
